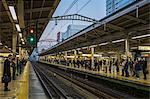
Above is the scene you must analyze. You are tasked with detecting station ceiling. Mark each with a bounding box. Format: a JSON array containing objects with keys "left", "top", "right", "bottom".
[
  {"left": 0, "top": 0, "right": 60, "bottom": 53},
  {"left": 40, "top": 0, "right": 150, "bottom": 56}
]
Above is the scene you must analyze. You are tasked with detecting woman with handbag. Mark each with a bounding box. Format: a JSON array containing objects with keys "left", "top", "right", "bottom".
[{"left": 2, "top": 54, "right": 12, "bottom": 91}]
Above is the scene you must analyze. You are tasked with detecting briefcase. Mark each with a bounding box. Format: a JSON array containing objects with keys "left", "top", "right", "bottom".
[{"left": 2, "top": 75, "right": 11, "bottom": 83}]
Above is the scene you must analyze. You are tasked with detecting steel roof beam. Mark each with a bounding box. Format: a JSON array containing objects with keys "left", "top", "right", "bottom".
[
  {"left": 25, "top": 7, "right": 51, "bottom": 13},
  {"left": 106, "top": 23, "right": 125, "bottom": 31},
  {"left": 1, "top": 29, "right": 13, "bottom": 33},
  {"left": 0, "top": 22, "right": 12, "bottom": 27},
  {"left": 42, "top": 0, "right": 60, "bottom": 34},
  {"left": 30, "top": 0, "right": 33, "bottom": 20},
  {"left": 2, "top": 0, "right": 15, "bottom": 30},
  {"left": 123, "top": 15, "right": 147, "bottom": 24},
  {"left": 39, "top": 0, "right": 46, "bottom": 19},
  {"left": 17, "top": 0, "right": 25, "bottom": 28},
  {"left": 25, "top": 18, "right": 48, "bottom": 23}
]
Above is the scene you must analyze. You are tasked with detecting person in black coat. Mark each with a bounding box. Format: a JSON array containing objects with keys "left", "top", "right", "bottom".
[
  {"left": 141, "top": 58, "right": 147, "bottom": 80},
  {"left": 11, "top": 58, "right": 16, "bottom": 80},
  {"left": 3, "top": 54, "right": 12, "bottom": 91}
]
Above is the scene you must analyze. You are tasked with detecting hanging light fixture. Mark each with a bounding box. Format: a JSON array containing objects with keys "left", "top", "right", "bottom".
[{"left": 8, "top": 6, "right": 17, "bottom": 21}]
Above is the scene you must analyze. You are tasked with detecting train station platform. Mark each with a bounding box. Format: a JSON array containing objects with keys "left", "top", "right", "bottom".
[
  {"left": 0, "top": 61, "right": 48, "bottom": 99},
  {"left": 39, "top": 61, "right": 150, "bottom": 91}
]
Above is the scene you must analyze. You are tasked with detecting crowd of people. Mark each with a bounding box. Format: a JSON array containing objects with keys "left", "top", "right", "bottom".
[
  {"left": 1, "top": 54, "right": 27, "bottom": 91},
  {"left": 43, "top": 56, "right": 148, "bottom": 80}
]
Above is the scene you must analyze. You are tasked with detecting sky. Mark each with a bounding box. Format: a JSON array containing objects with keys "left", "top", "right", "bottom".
[{"left": 38, "top": 0, "right": 106, "bottom": 51}]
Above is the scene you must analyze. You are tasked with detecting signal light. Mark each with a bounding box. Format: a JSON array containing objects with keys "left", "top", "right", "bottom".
[
  {"left": 29, "top": 28, "right": 34, "bottom": 33},
  {"left": 27, "top": 34, "right": 36, "bottom": 46}
]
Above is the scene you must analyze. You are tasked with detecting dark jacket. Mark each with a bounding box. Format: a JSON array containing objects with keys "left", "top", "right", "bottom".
[
  {"left": 124, "top": 61, "right": 129, "bottom": 70},
  {"left": 3, "top": 59, "right": 11, "bottom": 77},
  {"left": 11, "top": 61, "right": 16, "bottom": 71},
  {"left": 135, "top": 61, "right": 142, "bottom": 71}
]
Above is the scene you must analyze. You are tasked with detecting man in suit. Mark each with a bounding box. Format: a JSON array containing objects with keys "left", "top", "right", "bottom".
[{"left": 3, "top": 54, "right": 12, "bottom": 91}]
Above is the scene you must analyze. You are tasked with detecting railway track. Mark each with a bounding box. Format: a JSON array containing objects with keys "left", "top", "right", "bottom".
[
  {"left": 32, "top": 62, "right": 130, "bottom": 99},
  {"left": 32, "top": 64, "right": 69, "bottom": 99},
  {"left": 32, "top": 63, "right": 92, "bottom": 99}
]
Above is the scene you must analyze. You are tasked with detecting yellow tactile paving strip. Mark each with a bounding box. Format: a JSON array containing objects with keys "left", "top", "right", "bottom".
[
  {"left": 0, "top": 61, "right": 29, "bottom": 99},
  {"left": 40, "top": 61, "right": 150, "bottom": 86},
  {"left": 16, "top": 62, "right": 29, "bottom": 99}
]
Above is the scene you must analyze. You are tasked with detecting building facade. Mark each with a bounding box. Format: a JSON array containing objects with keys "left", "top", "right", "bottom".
[
  {"left": 61, "top": 25, "right": 87, "bottom": 41},
  {"left": 106, "top": 0, "right": 137, "bottom": 15}
]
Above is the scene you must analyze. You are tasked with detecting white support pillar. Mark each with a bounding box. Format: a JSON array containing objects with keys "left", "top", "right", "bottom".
[
  {"left": 125, "top": 38, "right": 129, "bottom": 57},
  {"left": 58, "top": 53, "right": 61, "bottom": 64},
  {"left": 19, "top": 45, "right": 22, "bottom": 59},
  {"left": 12, "top": 32, "right": 17, "bottom": 53},
  {"left": 65, "top": 51, "right": 67, "bottom": 61},
  {"left": 74, "top": 50, "right": 77, "bottom": 61},
  {"left": 91, "top": 47, "right": 95, "bottom": 69}
]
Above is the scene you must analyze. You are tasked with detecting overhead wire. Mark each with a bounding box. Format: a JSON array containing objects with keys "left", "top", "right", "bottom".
[
  {"left": 40, "top": 0, "right": 79, "bottom": 47},
  {"left": 76, "top": 0, "right": 91, "bottom": 13},
  {"left": 59, "top": 0, "right": 92, "bottom": 31},
  {"left": 56, "top": 0, "right": 79, "bottom": 32}
]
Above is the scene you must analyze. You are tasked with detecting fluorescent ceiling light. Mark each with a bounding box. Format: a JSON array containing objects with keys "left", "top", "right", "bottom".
[
  {"left": 132, "top": 34, "right": 150, "bottom": 39},
  {"left": 82, "top": 47, "right": 88, "bottom": 49},
  {"left": 5, "top": 46, "right": 8, "bottom": 48},
  {"left": 108, "top": 52, "right": 115, "bottom": 54},
  {"left": 112, "top": 39, "right": 125, "bottom": 43},
  {"left": 8, "top": 6, "right": 17, "bottom": 21},
  {"left": 19, "top": 33, "right": 22, "bottom": 38},
  {"left": 22, "top": 42, "right": 25, "bottom": 45},
  {"left": 89, "top": 45, "right": 97, "bottom": 48},
  {"left": 130, "top": 47, "right": 138, "bottom": 50},
  {"left": 76, "top": 48, "right": 81, "bottom": 50},
  {"left": 0, "top": 42, "right": 2, "bottom": 45},
  {"left": 15, "top": 24, "right": 21, "bottom": 32},
  {"left": 99, "top": 42, "right": 108, "bottom": 46},
  {"left": 67, "top": 50, "right": 72, "bottom": 52},
  {"left": 21, "top": 38, "right": 24, "bottom": 42}
]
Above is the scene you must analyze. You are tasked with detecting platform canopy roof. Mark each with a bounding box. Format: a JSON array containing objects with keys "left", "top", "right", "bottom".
[
  {"left": 0, "top": 0, "right": 60, "bottom": 53},
  {"left": 40, "top": 0, "right": 150, "bottom": 56}
]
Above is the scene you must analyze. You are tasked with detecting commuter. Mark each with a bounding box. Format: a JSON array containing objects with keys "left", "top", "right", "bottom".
[
  {"left": 132, "top": 59, "right": 137, "bottom": 77},
  {"left": 73, "top": 59, "right": 76, "bottom": 67},
  {"left": 80, "top": 59, "right": 84, "bottom": 68},
  {"left": 18, "top": 59, "right": 23, "bottom": 74},
  {"left": 89, "top": 60, "right": 92, "bottom": 70},
  {"left": 2, "top": 54, "right": 12, "bottom": 91},
  {"left": 85, "top": 60, "right": 88, "bottom": 69},
  {"left": 141, "top": 58, "right": 148, "bottom": 80},
  {"left": 121, "top": 59, "right": 126, "bottom": 76},
  {"left": 77, "top": 59, "right": 80, "bottom": 68},
  {"left": 98, "top": 60, "right": 102, "bottom": 71},
  {"left": 124, "top": 59, "right": 129, "bottom": 77},
  {"left": 109, "top": 60, "right": 112, "bottom": 73},
  {"left": 115, "top": 59, "right": 119, "bottom": 75},
  {"left": 128, "top": 58, "right": 134, "bottom": 76},
  {"left": 94, "top": 59, "right": 99, "bottom": 71},
  {"left": 16, "top": 57, "right": 19, "bottom": 76},
  {"left": 135, "top": 58, "right": 142, "bottom": 79},
  {"left": 112, "top": 59, "right": 116, "bottom": 74},
  {"left": 98, "top": 61, "right": 102, "bottom": 71},
  {"left": 11, "top": 58, "right": 16, "bottom": 80}
]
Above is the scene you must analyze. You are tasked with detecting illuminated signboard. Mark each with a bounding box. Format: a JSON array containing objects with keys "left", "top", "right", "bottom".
[{"left": 138, "top": 46, "right": 150, "bottom": 51}]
